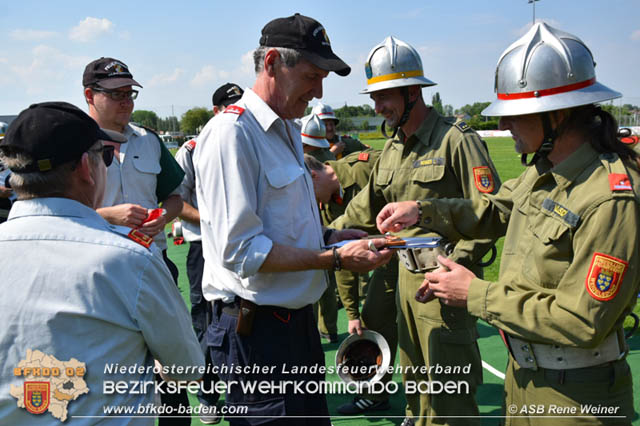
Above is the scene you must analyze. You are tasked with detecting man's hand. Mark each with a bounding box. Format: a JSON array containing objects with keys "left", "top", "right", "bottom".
[
  {"left": 330, "top": 141, "right": 346, "bottom": 156},
  {"left": 338, "top": 238, "right": 392, "bottom": 273},
  {"left": 97, "top": 204, "right": 148, "bottom": 228},
  {"left": 376, "top": 201, "right": 420, "bottom": 233},
  {"left": 423, "top": 256, "right": 476, "bottom": 307},
  {"left": 328, "top": 228, "right": 368, "bottom": 245},
  {"left": 348, "top": 319, "right": 364, "bottom": 336},
  {"left": 139, "top": 209, "right": 168, "bottom": 237}
]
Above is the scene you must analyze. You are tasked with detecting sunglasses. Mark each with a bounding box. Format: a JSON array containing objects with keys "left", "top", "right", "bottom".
[
  {"left": 89, "top": 145, "right": 115, "bottom": 167},
  {"left": 92, "top": 87, "right": 139, "bottom": 101}
]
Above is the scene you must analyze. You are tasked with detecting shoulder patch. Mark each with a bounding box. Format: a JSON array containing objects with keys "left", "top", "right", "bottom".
[
  {"left": 585, "top": 253, "right": 627, "bottom": 301},
  {"left": 609, "top": 173, "right": 632, "bottom": 191},
  {"left": 184, "top": 139, "right": 196, "bottom": 152},
  {"left": 224, "top": 105, "right": 245, "bottom": 115},
  {"left": 128, "top": 229, "right": 153, "bottom": 249},
  {"left": 358, "top": 152, "right": 370, "bottom": 162},
  {"left": 473, "top": 166, "right": 495, "bottom": 193},
  {"left": 413, "top": 158, "right": 445, "bottom": 168},
  {"left": 454, "top": 121, "right": 471, "bottom": 132}
]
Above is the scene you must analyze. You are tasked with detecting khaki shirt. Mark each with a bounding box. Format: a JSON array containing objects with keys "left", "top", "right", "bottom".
[
  {"left": 333, "top": 110, "right": 501, "bottom": 305},
  {"left": 321, "top": 149, "right": 381, "bottom": 226},
  {"left": 329, "top": 135, "right": 370, "bottom": 159},
  {"left": 421, "top": 143, "right": 640, "bottom": 347}
]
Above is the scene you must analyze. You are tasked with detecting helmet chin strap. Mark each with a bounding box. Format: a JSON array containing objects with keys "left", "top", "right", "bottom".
[
  {"left": 381, "top": 87, "right": 417, "bottom": 139},
  {"left": 520, "top": 112, "right": 557, "bottom": 167}
]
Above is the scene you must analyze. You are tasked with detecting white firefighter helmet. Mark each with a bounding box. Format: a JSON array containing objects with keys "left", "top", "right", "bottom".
[
  {"left": 0, "top": 122, "right": 7, "bottom": 140},
  {"left": 300, "top": 114, "right": 330, "bottom": 148},
  {"left": 361, "top": 36, "right": 436, "bottom": 94},
  {"left": 482, "top": 22, "right": 621, "bottom": 117},
  {"left": 311, "top": 102, "right": 339, "bottom": 124},
  {"left": 335, "top": 330, "right": 391, "bottom": 386}
]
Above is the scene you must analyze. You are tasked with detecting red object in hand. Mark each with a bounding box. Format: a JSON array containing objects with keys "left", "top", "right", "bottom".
[{"left": 142, "top": 208, "right": 165, "bottom": 225}]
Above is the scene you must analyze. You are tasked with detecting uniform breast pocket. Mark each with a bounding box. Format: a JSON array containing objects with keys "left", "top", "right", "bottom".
[
  {"left": 375, "top": 168, "right": 394, "bottom": 188},
  {"left": 263, "top": 165, "right": 305, "bottom": 241},
  {"left": 524, "top": 213, "right": 573, "bottom": 288},
  {"left": 411, "top": 164, "right": 445, "bottom": 187}
]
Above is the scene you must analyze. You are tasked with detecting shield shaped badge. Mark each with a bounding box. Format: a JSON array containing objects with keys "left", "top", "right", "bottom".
[{"left": 24, "top": 382, "right": 50, "bottom": 415}]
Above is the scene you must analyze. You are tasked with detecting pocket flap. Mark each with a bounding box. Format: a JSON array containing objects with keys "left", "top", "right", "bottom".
[
  {"left": 375, "top": 168, "right": 393, "bottom": 186},
  {"left": 265, "top": 165, "right": 304, "bottom": 189},
  {"left": 132, "top": 157, "right": 161, "bottom": 174},
  {"left": 412, "top": 162, "right": 445, "bottom": 183},
  {"left": 205, "top": 325, "right": 226, "bottom": 348}
]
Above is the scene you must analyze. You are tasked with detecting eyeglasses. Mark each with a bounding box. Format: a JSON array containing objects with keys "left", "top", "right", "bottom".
[
  {"left": 92, "top": 87, "right": 139, "bottom": 101},
  {"left": 89, "top": 145, "right": 115, "bottom": 167}
]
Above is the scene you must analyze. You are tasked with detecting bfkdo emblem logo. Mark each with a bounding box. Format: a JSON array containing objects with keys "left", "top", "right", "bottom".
[
  {"left": 24, "top": 382, "right": 50, "bottom": 414},
  {"left": 586, "top": 253, "right": 628, "bottom": 301},
  {"left": 473, "top": 166, "right": 495, "bottom": 193}
]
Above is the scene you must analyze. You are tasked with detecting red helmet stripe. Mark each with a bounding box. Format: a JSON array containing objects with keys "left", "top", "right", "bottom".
[
  {"left": 497, "top": 78, "right": 596, "bottom": 100},
  {"left": 301, "top": 133, "right": 326, "bottom": 139}
]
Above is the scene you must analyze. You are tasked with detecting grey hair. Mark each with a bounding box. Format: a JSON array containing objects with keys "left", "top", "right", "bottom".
[
  {"left": 253, "top": 46, "right": 302, "bottom": 74},
  {"left": 0, "top": 143, "right": 102, "bottom": 200}
]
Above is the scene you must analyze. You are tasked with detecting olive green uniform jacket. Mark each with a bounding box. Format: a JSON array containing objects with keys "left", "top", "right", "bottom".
[
  {"left": 332, "top": 110, "right": 501, "bottom": 424},
  {"left": 418, "top": 143, "right": 640, "bottom": 423},
  {"left": 328, "top": 134, "right": 370, "bottom": 159}
]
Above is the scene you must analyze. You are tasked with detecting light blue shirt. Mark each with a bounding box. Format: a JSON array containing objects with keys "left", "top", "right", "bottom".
[
  {"left": 194, "top": 89, "right": 327, "bottom": 308},
  {"left": 0, "top": 198, "right": 204, "bottom": 425}
]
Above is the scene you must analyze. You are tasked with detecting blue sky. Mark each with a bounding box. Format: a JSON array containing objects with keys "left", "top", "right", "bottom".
[{"left": 1, "top": 0, "right": 639, "bottom": 118}]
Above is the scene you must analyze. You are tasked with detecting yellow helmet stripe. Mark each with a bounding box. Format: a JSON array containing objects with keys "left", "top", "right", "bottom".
[{"left": 367, "top": 69, "right": 423, "bottom": 85}]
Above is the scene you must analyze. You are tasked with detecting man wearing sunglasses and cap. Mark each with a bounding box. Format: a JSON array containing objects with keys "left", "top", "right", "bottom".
[
  {"left": 0, "top": 102, "right": 204, "bottom": 424},
  {"left": 83, "top": 57, "right": 185, "bottom": 282},
  {"left": 194, "top": 13, "right": 392, "bottom": 424},
  {"left": 83, "top": 57, "right": 190, "bottom": 424}
]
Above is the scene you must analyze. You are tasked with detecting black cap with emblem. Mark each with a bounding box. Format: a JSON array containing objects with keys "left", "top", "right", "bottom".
[
  {"left": 0, "top": 102, "right": 126, "bottom": 172},
  {"left": 212, "top": 83, "right": 244, "bottom": 108},
  {"left": 259, "top": 13, "right": 351, "bottom": 77},
  {"left": 83, "top": 57, "right": 142, "bottom": 89}
]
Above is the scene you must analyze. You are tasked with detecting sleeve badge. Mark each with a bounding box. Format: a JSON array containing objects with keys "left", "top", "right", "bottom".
[
  {"left": 585, "top": 253, "right": 628, "bottom": 301},
  {"left": 473, "top": 166, "right": 495, "bottom": 193},
  {"left": 128, "top": 229, "right": 153, "bottom": 249}
]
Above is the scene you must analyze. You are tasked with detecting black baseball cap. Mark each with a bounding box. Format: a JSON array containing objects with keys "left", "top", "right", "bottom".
[
  {"left": 259, "top": 13, "right": 351, "bottom": 77},
  {"left": 0, "top": 102, "right": 126, "bottom": 173},
  {"left": 83, "top": 57, "right": 142, "bottom": 89},
  {"left": 212, "top": 83, "right": 244, "bottom": 108}
]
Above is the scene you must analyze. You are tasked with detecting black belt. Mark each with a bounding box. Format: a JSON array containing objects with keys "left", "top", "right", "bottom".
[{"left": 215, "top": 298, "right": 305, "bottom": 320}]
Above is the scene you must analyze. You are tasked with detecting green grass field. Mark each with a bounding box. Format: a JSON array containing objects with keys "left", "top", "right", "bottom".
[{"left": 166, "top": 136, "right": 640, "bottom": 425}]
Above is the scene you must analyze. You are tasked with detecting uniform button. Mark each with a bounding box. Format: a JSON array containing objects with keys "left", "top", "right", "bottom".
[
  {"left": 525, "top": 357, "right": 534, "bottom": 363},
  {"left": 424, "top": 217, "right": 432, "bottom": 224},
  {"left": 556, "top": 357, "right": 563, "bottom": 362},
  {"left": 521, "top": 345, "right": 529, "bottom": 352}
]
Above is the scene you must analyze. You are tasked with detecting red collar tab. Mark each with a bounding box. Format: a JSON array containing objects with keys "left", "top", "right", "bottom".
[
  {"left": 128, "top": 229, "right": 153, "bottom": 249},
  {"left": 225, "top": 105, "right": 245, "bottom": 115},
  {"left": 497, "top": 78, "right": 596, "bottom": 101},
  {"left": 185, "top": 140, "right": 196, "bottom": 151},
  {"left": 609, "top": 173, "right": 632, "bottom": 191},
  {"left": 358, "top": 152, "right": 370, "bottom": 162}
]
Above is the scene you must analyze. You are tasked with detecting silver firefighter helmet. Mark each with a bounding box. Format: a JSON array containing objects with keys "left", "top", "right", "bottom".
[
  {"left": 335, "top": 330, "right": 391, "bottom": 386},
  {"left": 300, "top": 114, "right": 330, "bottom": 148},
  {"left": 361, "top": 36, "right": 436, "bottom": 94},
  {"left": 482, "top": 22, "right": 621, "bottom": 117},
  {"left": 311, "top": 102, "right": 339, "bottom": 124}
]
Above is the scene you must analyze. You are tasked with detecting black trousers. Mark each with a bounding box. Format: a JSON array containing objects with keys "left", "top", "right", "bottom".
[{"left": 208, "top": 300, "right": 331, "bottom": 426}]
